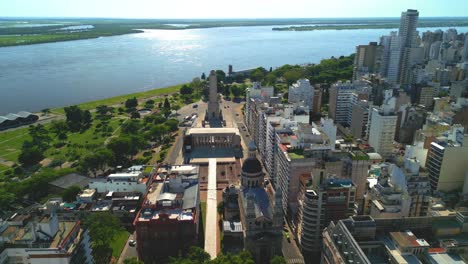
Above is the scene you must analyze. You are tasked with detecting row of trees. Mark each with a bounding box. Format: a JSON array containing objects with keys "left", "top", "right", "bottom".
[{"left": 169, "top": 246, "right": 286, "bottom": 264}]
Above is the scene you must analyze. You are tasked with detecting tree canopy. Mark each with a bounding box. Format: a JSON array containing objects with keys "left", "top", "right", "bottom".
[{"left": 62, "top": 185, "right": 81, "bottom": 202}]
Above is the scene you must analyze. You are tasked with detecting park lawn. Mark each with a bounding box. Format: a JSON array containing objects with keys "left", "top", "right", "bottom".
[
  {"left": 51, "top": 84, "right": 184, "bottom": 114},
  {"left": 110, "top": 229, "right": 130, "bottom": 258},
  {"left": 0, "top": 127, "right": 31, "bottom": 163},
  {"left": 45, "top": 116, "right": 125, "bottom": 162}
]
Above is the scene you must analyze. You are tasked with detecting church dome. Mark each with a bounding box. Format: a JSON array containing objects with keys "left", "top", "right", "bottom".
[{"left": 242, "top": 157, "right": 263, "bottom": 174}]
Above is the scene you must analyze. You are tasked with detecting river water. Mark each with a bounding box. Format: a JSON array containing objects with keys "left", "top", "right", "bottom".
[{"left": 1, "top": 25, "right": 467, "bottom": 114}]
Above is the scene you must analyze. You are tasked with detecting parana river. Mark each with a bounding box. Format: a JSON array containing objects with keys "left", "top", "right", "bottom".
[{"left": 1, "top": 25, "right": 468, "bottom": 115}]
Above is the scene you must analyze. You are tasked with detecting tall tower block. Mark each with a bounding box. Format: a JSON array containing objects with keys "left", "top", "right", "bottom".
[{"left": 208, "top": 70, "right": 220, "bottom": 119}]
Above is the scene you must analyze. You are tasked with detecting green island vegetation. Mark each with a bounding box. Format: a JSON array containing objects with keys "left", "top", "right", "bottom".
[
  {"left": 0, "top": 54, "right": 353, "bottom": 217},
  {"left": 1, "top": 17, "right": 468, "bottom": 47},
  {"left": 272, "top": 18, "right": 468, "bottom": 31}
]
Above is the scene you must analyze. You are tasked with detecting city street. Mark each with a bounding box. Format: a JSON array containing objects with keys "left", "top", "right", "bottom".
[{"left": 117, "top": 232, "right": 138, "bottom": 264}]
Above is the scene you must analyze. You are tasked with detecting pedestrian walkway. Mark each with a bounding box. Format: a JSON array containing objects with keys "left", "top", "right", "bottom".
[{"left": 205, "top": 158, "right": 218, "bottom": 259}]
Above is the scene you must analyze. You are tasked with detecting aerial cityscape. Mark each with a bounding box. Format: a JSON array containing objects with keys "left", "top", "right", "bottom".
[{"left": 1, "top": 1, "right": 468, "bottom": 264}]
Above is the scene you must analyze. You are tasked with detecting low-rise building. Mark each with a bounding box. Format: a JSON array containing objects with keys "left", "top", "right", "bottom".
[
  {"left": 134, "top": 165, "right": 200, "bottom": 263},
  {"left": 0, "top": 213, "right": 93, "bottom": 264}
]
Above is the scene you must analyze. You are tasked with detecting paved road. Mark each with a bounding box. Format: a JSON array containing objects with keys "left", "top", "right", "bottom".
[
  {"left": 282, "top": 220, "right": 305, "bottom": 264},
  {"left": 205, "top": 158, "right": 218, "bottom": 259},
  {"left": 165, "top": 129, "right": 184, "bottom": 164},
  {"left": 117, "top": 232, "right": 138, "bottom": 264}
]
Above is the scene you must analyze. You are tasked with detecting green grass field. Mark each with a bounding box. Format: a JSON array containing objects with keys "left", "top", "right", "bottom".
[
  {"left": 0, "top": 82, "right": 183, "bottom": 167},
  {"left": 50, "top": 84, "right": 183, "bottom": 115},
  {"left": 0, "top": 127, "right": 31, "bottom": 163},
  {"left": 110, "top": 230, "right": 130, "bottom": 258}
]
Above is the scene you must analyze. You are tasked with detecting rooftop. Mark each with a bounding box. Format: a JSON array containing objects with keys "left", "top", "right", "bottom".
[
  {"left": 50, "top": 221, "right": 80, "bottom": 248},
  {"left": 187, "top": 127, "right": 240, "bottom": 135},
  {"left": 49, "top": 173, "right": 92, "bottom": 189},
  {"left": 390, "top": 231, "right": 429, "bottom": 248}
]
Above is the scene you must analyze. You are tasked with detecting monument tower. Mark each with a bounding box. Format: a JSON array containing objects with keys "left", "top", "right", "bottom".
[{"left": 208, "top": 70, "right": 220, "bottom": 119}]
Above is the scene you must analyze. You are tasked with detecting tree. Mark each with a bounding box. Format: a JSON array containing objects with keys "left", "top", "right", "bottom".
[
  {"left": 249, "top": 67, "right": 267, "bottom": 82},
  {"left": 270, "top": 256, "right": 287, "bottom": 264},
  {"left": 201, "top": 72, "right": 206, "bottom": 80},
  {"left": 0, "top": 192, "right": 15, "bottom": 209},
  {"left": 107, "top": 136, "right": 133, "bottom": 162},
  {"left": 28, "top": 124, "right": 51, "bottom": 150},
  {"left": 125, "top": 97, "right": 138, "bottom": 109},
  {"left": 211, "top": 251, "right": 255, "bottom": 264},
  {"left": 149, "top": 124, "right": 170, "bottom": 143},
  {"left": 18, "top": 146, "right": 44, "bottom": 167},
  {"left": 64, "top": 105, "right": 92, "bottom": 132},
  {"left": 265, "top": 73, "right": 277, "bottom": 85},
  {"left": 84, "top": 213, "right": 123, "bottom": 264},
  {"left": 165, "top": 119, "right": 179, "bottom": 132},
  {"left": 131, "top": 111, "right": 141, "bottom": 119},
  {"left": 163, "top": 98, "right": 171, "bottom": 110},
  {"left": 124, "top": 258, "right": 143, "bottom": 264},
  {"left": 180, "top": 85, "right": 194, "bottom": 95},
  {"left": 82, "top": 110, "right": 92, "bottom": 128},
  {"left": 96, "top": 105, "right": 113, "bottom": 115},
  {"left": 62, "top": 185, "right": 81, "bottom": 202},
  {"left": 41, "top": 108, "right": 50, "bottom": 115},
  {"left": 122, "top": 120, "right": 143, "bottom": 134},
  {"left": 81, "top": 148, "right": 114, "bottom": 176},
  {"left": 191, "top": 78, "right": 203, "bottom": 96},
  {"left": 215, "top": 70, "right": 226, "bottom": 83},
  {"left": 50, "top": 120, "right": 68, "bottom": 137},
  {"left": 283, "top": 69, "right": 303, "bottom": 85},
  {"left": 231, "top": 85, "right": 244, "bottom": 98}
]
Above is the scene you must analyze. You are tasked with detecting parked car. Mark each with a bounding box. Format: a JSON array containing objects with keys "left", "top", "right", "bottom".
[
  {"left": 129, "top": 240, "right": 136, "bottom": 246},
  {"left": 192, "top": 104, "right": 198, "bottom": 108}
]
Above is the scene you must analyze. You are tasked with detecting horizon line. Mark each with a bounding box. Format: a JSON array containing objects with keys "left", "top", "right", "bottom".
[{"left": 2, "top": 16, "right": 468, "bottom": 20}]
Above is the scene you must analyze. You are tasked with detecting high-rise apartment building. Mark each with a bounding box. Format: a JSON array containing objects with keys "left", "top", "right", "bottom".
[
  {"left": 350, "top": 99, "right": 370, "bottom": 140},
  {"left": 380, "top": 32, "right": 402, "bottom": 83},
  {"left": 368, "top": 107, "right": 397, "bottom": 158},
  {"left": 328, "top": 81, "right": 356, "bottom": 127},
  {"left": 353, "top": 42, "right": 383, "bottom": 79},
  {"left": 297, "top": 171, "right": 356, "bottom": 260},
  {"left": 288, "top": 79, "right": 314, "bottom": 111},
  {"left": 463, "top": 34, "right": 468, "bottom": 62},
  {"left": 399, "top": 9, "right": 419, "bottom": 48},
  {"left": 398, "top": 9, "right": 419, "bottom": 85},
  {"left": 427, "top": 131, "right": 468, "bottom": 191}
]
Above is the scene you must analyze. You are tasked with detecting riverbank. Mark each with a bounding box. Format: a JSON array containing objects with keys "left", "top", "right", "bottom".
[
  {"left": 51, "top": 83, "right": 184, "bottom": 114},
  {"left": 273, "top": 20, "right": 468, "bottom": 31},
  {"left": 2, "top": 17, "right": 468, "bottom": 47}
]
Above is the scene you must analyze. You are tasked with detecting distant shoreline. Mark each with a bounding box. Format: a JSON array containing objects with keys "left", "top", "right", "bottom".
[
  {"left": 273, "top": 21, "right": 468, "bottom": 31},
  {"left": 2, "top": 17, "right": 468, "bottom": 47}
]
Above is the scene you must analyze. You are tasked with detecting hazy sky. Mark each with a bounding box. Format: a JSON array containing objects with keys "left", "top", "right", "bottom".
[{"left": 1, "top": 0, "right": 467, "bottom": 19}]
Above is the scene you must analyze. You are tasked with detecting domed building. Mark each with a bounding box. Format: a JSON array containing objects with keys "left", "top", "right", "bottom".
[{"left": 238, "top": 142, "right": 283, "bottom": 263}]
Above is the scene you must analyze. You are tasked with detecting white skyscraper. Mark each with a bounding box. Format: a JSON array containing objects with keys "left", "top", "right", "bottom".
[
  {"left": 288, "top": 79, "right": 314, "bottom": 111},
  {"left": 368, "top": 90, "right": 398, "bottom": 158}
]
